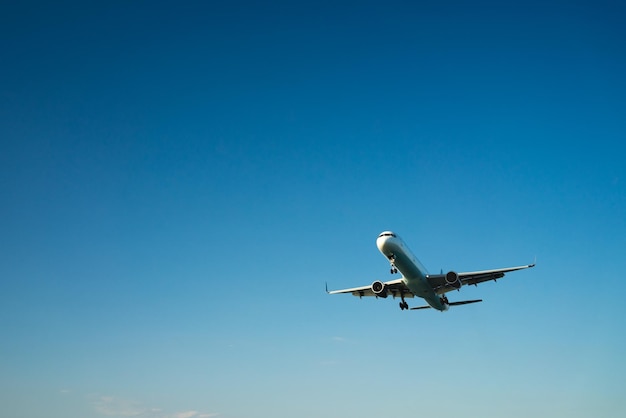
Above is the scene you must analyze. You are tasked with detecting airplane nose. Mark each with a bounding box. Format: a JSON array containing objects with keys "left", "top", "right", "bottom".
[
  {"left": 376, "top": 231, "right": 397, "bottom": 255},
  {"left": 376, "top": 235, "right": 390, "bottom": 253}
]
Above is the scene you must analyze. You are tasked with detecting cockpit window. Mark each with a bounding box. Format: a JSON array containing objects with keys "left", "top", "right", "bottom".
[{"left": 379, "top": 232, "right": 396, "bottom": 238}]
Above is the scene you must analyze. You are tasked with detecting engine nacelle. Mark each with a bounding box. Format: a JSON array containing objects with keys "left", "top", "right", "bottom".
[
  {"left": 445, "top": 271, "right": 462, "bottom": 289},
  {"left": 371, "top": 280, "right": 388, "bottom": 298}
]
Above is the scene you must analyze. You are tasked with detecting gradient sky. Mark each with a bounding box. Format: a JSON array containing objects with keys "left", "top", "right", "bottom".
[{"left": 1, "top": 1, "right": 625, "bottom": 417}]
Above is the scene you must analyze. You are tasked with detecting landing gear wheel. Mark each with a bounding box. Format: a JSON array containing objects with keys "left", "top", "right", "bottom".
[
  {"left": 390, "top": 266, "right": 398, "bottom": 274},
  {"left": 399, "top": 301, "right": 409, "bottom": 310}
]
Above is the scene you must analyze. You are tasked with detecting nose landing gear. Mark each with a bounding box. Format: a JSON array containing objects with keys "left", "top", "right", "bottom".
[{"left": 388, "top": 253, "right": 398, "bottom": 274}]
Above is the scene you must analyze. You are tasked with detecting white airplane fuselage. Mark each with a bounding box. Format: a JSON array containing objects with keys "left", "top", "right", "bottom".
[{"left": 376, "top": 232, "right": 448, "bottom": 311}]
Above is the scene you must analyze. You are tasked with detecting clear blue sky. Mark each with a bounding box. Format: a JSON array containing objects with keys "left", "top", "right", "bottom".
[{"left": 1, "top": 1, "right": 625, "bottom": 417}]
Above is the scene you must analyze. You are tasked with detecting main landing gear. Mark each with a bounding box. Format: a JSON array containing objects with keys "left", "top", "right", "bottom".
[{"left": 399, "top": 292, "right": 409, "bottom": 310}]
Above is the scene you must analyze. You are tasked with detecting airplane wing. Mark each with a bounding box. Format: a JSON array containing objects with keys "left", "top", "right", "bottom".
[
  {"left": 326, "top": 278, "right": 415, "bottom": 298},
  {"left": 427, "top": 263, "right": 535, "bottom": 294}
]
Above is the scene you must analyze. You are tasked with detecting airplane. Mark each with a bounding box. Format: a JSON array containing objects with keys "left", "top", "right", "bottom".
[{"left": 327, "top": 231, "right": 535, "bottom": 311}]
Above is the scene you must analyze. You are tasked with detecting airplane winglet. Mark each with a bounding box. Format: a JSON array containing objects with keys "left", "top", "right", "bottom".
[{"left": 325, "top": 282, "right": 329, "bottom": 294}]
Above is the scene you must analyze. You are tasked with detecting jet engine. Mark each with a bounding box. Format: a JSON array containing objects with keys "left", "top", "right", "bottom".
[
  {"left": 371, "top": 280, "right": 388, "bottom": 298},
  {"left": 445, "top": 271, "right": 462, "bottom": 289}
]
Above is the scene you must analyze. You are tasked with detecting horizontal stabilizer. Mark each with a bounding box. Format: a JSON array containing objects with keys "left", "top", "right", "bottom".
[
  {"left": 409, "top": 299, "right": 483, "bottom": 311},
  {"left": 448, "top": 299, "right": 483, "bottom": 306},
  {"left": 410, "top": 305, "right": 431, "bottom": 310}
]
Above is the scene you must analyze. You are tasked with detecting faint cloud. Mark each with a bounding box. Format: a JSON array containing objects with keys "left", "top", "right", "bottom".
[
  {"left": 332, "top": 336, "right": 347, "bottom": 342},
  {"left": 167, "top": 410, "right": 220, "bottom": 418},
  {"left": 172, "top": 412, "right": 199, "bottom": 418},
  {"left": 93, "top": 396, "right": 147, "bottom": 416},
  {"left": 90, "top": 395, "right": 218, "bottom": 418},
  {"left": 172, "top": 411, "right": 220, "bottom": 418},
  {"left": 59, "top": 389, "right": 71, "bottom": 395}
]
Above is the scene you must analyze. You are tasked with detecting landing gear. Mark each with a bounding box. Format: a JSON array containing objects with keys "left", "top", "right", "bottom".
[
  {"left": 439, "top": 295, "right": 449, "bottom": 305},
  {"left": 399, "top": 293, "right": 409, "bottom": 310},
  {"left": 388, "top": 253, "right": 398, "bottom": 274}
]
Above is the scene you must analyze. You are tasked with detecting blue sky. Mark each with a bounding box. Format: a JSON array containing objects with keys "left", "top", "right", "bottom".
[{"left": 1, "top": 1, "right": 625, "bottom": 417}]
